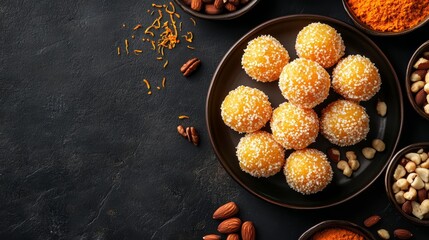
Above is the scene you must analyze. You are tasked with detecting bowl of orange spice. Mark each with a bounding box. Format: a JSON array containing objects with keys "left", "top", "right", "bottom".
[
  {"left": 299, "top": 220, "right": 376, "bottom": 240},
  {"left": 342, "top": 0, "right": 429, "bottom": 36}
]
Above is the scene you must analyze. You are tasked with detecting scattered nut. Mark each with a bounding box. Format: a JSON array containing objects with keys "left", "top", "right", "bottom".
[
  {"left": 377, "top": 229, "right": 390, "bottom": 239},
  {"left": 410, "top": 69, "right": 427, "bottom": 82},
  {"left": 191, "top": 0, "right": 203, "bottom": 11},
  {"left": 178, "top": 125, "right": 200, "bottom": 146},
  {"left": 395, "top": 191, "right": 406, "bottom": 204},
  {"left": 241, "top": 221, "right": 256, "bottom": 240},
  {"left": 213, "top": 202, "right": 239, "bottom": 220},
  {"left": 181, "top": 57, "right": 201, "bottom": 77},
  {"left": 405, "top": 152, "right": 421, "bottom": 165},
  {"left": 187, "top": 0, "right": 249, "bottom": 14},
  {"left": 363, "top": 215, "right": 381, "bottom": 227},
  {"left": 177, "top": 125, "right": 188, "bottom": 138},
  {"left": 372, "top": 139, "right": 386, "bottom": 152},
  {"left": 403, "top": 187, "right": 417, "bottom": 201},
  {"left": 348, "top": 159, "right": 360, "bottom": 171},
  {"left": 393, "top": 228, "right": 413, "bottom": 239},
  {"left": 376, "top": 100, "right": 387, "bottom": 117},
  {"left": 393, "top": 165, "right": 406, "bottom": 180},
  {"left": 362, "top": 147, "right": 376, "bottom": 159},
  {"left": 327, "top": 148, "right": 341, "bottom": 163},
  {"left": 337, "top": 160, "right": 352, "bottom": 177},
  {"left": 396, "top": 178, "right": 410, "bottom": 191},
  {"left": 416, "top": 167, "right": 429, "bottom": 182},
  {"left": 345, "top": 151, "right": 357, "bottom": 160},
  {"left": 203, "top": 234, "right": 221, "bottom": 240},
  {"left": 217, "top": 217, "right": 242, "bottom": 234},
  {"left": 404, "top": 161, "right": 417, "bottom": 173}
]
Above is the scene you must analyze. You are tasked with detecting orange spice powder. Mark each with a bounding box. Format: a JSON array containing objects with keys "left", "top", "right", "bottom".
[
  {"left": 312, "top": 228, "right": 364, "bottom": 240},
  {"left": 347, "top": 0, "right": 429, "bottom": 32}
]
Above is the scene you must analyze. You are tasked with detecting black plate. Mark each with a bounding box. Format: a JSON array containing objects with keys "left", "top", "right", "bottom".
[{"left": 206, "top": 15, "right": 403, "bottom": 209}]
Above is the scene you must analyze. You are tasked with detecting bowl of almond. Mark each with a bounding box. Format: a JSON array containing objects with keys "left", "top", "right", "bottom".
[
  {"left": 173, "top": 0, "right": 260, "bottom": 20},
  {"left": 385, "top": 142, "right": 429, "bottom": 226},
  {"left": 406, "top": 40, "right": 429, "bottom": 121}
]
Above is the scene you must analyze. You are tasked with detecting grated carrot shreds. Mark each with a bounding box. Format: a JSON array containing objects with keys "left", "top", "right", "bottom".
[
  {"left": 178, "top": 115, "right": 189, "bottom": 119},
  {"left": 156, "top": 57, "right": 163, "bottom": 60},
  {"left": 179, "top": 22, "right": 183, "bottom": 31},
  {"left": 190, "top": 17, "right": 196, "bottom": 26},
  {"left": 162, "top": 77, "right": 166, "bottom": 88},
  {"left": 143, "top": 79, "right": 151, "bottom": 89},
  {"left": 125, "top": 39, "right": 129, "bottom": 55},
  {"left": 157, "top": 86, "right": 161, "bottom": 90},
  {"left": 134, "top": 49, "right": 143, "bottom": 54},
  {"left": 183, "top": 32, "right": 193, "bottom": 42},
  {"left": 175, "top": 13, "right": 180, "bottom": 19},
  {"left": 117, "top": 46, "right": 120, "bottom": 55},
  {"left": 133, "top": 24, "right": 142, "bottom": 31},
  {"left": 152, "top": 3, "right": 163, "bottom": 8},
  {"left": 163, "top": 60, "right": 169, "bottom": 68},
  {"left": 151, "top": 40, "right": 156, "bottom": 50},
  {"left": 187, "top": 45, "right": 195, "bottom": 50}
]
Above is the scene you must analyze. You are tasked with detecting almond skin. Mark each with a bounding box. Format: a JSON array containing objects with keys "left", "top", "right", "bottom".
[
  {"left": 241, "top": 221, "right": 256, "bottom": 240},
  {"left": 217, "top": 217, "right": 242, "bottom": 234},
  {"left": 393, "top": 228, "right": 413, "bottom": 239},
  {"left": 363, "top": 214, "right": 381, "bottom": 227},
  {"left": 213, "top": 202, "right": 239, "bottom": 220}
]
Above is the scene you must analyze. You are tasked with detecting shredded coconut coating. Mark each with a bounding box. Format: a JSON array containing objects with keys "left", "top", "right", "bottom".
[
  {"left": 221, "top": 86, "right": 272, "bottom": 133},
  {"left": 332, "top": 54, "right": 381, "bottom": 102},
  {"left": 284, "top": 148, "right": 333, "bottom": 195},
  {"left": 236, "top": 131, "right": 285, "bottom": 178},
  {"left": 295, "top": 22, "right": 345, "bottom": 68},
  {"left": 270, "top": 102, "right": 319, "bottom": 150},
  {"left": 279, "top": 58, "right": 330, "bottom": 109},
  {"left": 241, "top": 35, "right": 290, "bottom": 82},
  {"left": 320, "top": 100, "right": 370, "bottom": 147}
]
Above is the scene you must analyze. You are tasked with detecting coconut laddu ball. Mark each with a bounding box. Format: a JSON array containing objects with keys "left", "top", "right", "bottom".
[
  {"left": 270, "top": 102, "right": 319, "bottom": 150},
  {"left": 279, "top": 58, "right": 330, "bottom": 109},
  {"left": 221, "top": 86, "right": 272, "bottom": 133},
  {"left": 236, "top": 131, "right": 285, "bottom": 178},
  {"left": 284, "top": 148, "right": 333, "bottom": 195},
  {"left": 295, "top": 22, "right": 345, "bottom": 68},
  {"left": 332, "top": 54, "right": 381, "bottom": 101},
  {"left": 241, "top": 35, "right": 290, "bottom": 82},
  {"left": 320, "top": 99, "right": 370, "bottom": 147}
]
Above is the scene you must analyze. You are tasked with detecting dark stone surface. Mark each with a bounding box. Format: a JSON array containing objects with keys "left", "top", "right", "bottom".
[{"left": 1, "top": 0, "right": 429, "bottom": 239}]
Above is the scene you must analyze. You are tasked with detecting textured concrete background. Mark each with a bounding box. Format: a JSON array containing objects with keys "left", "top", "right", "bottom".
[{"left": 1, "top": 0, "right": 429, "bottom": 239}]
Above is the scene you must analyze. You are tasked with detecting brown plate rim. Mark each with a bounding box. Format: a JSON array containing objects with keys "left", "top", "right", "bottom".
[{"left": 205, "top": 14, "right": 404, "bottom": 209}]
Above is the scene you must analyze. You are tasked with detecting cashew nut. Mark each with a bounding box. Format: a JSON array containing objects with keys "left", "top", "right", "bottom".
[
  {"left": 362, "top": 147, "right": 376, "bottom": 159},
  {"left": 404, "top": 187, "right": 417, "bottom": 201},
  {"left": 372, "top": 139, "right": 386, "bottom": 152},
  {"left": 416, "top": 167, "right": 429, "bottom": 182},
  {"left": 420, "top": 199, "right": 429, "bottom": 215},
  {"left": 396, "top": 178, "right": 410, "bottom": 190},
  {"left": 395, "top": 191, "right": 406, "bottom": 204},
  {"left": 393, "top": 165, "right": 406, "bottom": 180},
  {"left": 337, "top": 160, "right": 352, "bottom": 177},
  {"left": 348, "top": 159, "right": 360, "bottom": 171},
  {"left": 346, "top": 151, "right": 357, "bottom": 161},
  {"left": 392, "top": 182, "right": 400, "bottom": 194},
  {"left": 405, "top": 161, "right": 417, "bottom": 173},
  {"left": 411, "top": 175, "right": 425, "bottom": 190},
  {"left": 405, "top": 152, "right": 422, "bottom": 165},
  {"left": 421, "top": 159, "right": 429, "bottom": 169},
  {"left": 412, "top": 201, "right": 425, "bottom": 219},
  {"left": 407, "top": 173, "right": 418, "bottom": 184}
]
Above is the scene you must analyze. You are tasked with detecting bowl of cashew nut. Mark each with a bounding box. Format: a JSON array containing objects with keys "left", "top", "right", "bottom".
[{"left": 385, "top": 142, "right": 429, "bottom": 226}]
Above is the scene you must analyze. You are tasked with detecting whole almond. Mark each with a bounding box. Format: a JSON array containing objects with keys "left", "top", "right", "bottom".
[
  {"left": 418, "top": 188, "right": 427, "bottom": 203},
  {"left": 241, "top": 221, "right": 256, "bottom": 240},
  {"left": 401, "top": 200, "right": 412, "bottom": 215},
  {"left": 217, "top": 217, "right": 242, "bottom": 234},
  {"left": 226, "top": 233, "right": 240, "bottom": 240},
  {"left": 203, "top": 234, "right": 221, "bottom": 240},
  {"left": 393, "top": 228, "right": 413, "bottom": 239},
  {"left": 214, "top": 0, "right": 224, "bottom": 9},
  {"left": 224, "top": 2, "right": 237, "bottom": 11},
  {"left": 415, "top": 89, "right": 427, "bottom": 107},
  {"left": 205, "top": 4, "right": 222, "bottom": 14},
  {"left": 213, "top": 202, "right": 239, "bottom": 219},
  {"left": 363, "top": 215, "right": 381, "bottom": 227},
  {"left": 228, "top": 0, "right": 240, "bottom": 6},
  {"left": 191, "top": 0, "right": 203, "bottom": 11}
]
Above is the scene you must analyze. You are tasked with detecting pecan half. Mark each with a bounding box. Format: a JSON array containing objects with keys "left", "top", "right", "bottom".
[{"left": 180, "top": 57, "right": 201, "bottom": 77}]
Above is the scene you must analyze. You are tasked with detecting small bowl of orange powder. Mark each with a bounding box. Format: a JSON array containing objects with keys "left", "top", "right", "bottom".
[
  {"left": 299, "top": 220, "right": 376, "bottom": 240},
  {"left": 342, "top": 0, "right": 429, "bottom": 36}
]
